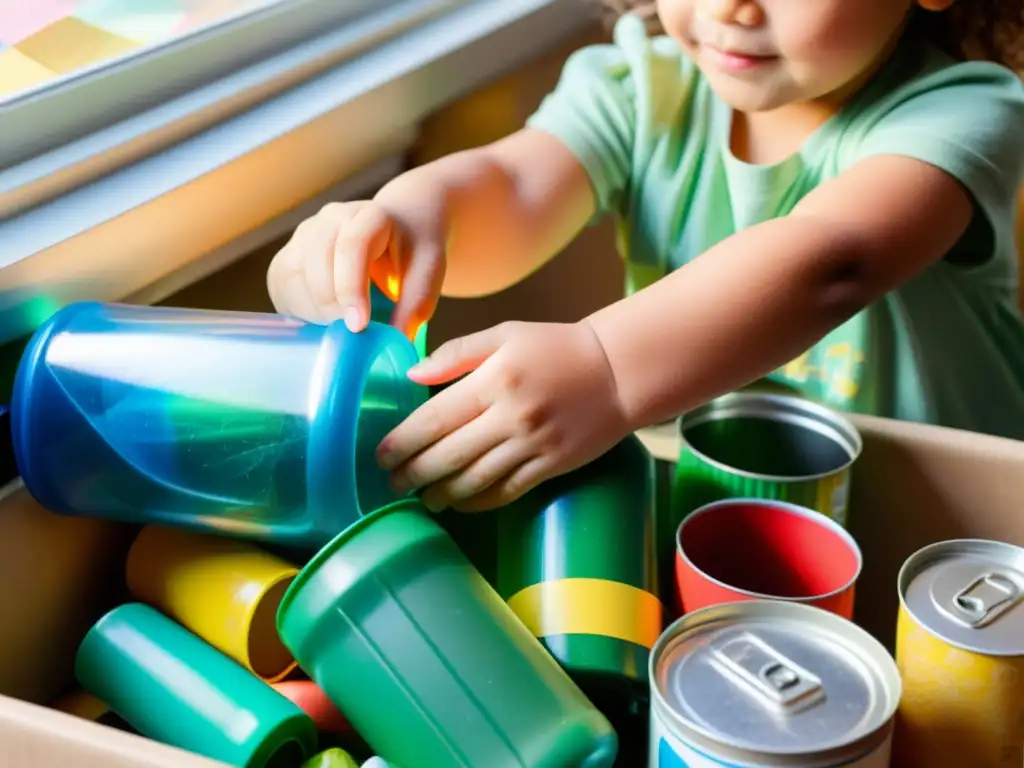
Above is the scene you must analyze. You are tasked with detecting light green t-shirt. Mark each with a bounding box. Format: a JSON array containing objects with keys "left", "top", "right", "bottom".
[{"left": 527, "top": 14, "right": 1024, "bottom": 440}]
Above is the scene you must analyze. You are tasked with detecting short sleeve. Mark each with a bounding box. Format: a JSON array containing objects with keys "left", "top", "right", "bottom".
[
  {"left": 526, "top": 16, "right": 646, "bottom": 218},
  {"left": 848, "top": 59, "right": 1024, "bottom": 258}
]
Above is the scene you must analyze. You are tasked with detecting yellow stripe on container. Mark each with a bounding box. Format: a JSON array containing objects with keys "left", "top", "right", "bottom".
[{"left": 507, "top": 578, "right": 663, "bottom": 649}]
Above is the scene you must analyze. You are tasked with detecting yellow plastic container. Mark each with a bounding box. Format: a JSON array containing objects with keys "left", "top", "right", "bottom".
[{"left": 126, "top": 525, "right": 298, "bottom": 682}]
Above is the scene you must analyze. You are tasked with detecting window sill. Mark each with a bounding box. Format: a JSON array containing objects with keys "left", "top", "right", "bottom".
[{"left": 0, "top": 0, "right": 592, "bottom": 346}]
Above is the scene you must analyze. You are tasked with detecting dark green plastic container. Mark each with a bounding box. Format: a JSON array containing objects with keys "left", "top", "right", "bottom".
[
  {"left": 276, "top": 499, "right": 618, "bottom": 768},
  {"left": 497, "top": 436, "right": 661, "bottom": 706},
  {"left": 75, "top": 603, "right": 316, "bottom": 768}
]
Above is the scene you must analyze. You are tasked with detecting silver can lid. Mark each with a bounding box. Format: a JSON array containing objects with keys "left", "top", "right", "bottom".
[
  {"left": 653, "top": 602, "right": 899, "bottom": 756},
  {"left": 900, "top": 539, "right": 1024, "bottom": 657}
]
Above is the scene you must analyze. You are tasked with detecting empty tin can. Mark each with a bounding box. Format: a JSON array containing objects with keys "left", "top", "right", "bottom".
[
  {"left": 894, "top": 539, "right": 1024, "bottom": 768},
  {"left": 672, "top": 392, "right": 861, "bottom": 533},
  {"left": 675, "top": 499, "right": 861, "bottom": 619},
  {"left": 650, "top": 600, "right": 900, "bottom": 768}
]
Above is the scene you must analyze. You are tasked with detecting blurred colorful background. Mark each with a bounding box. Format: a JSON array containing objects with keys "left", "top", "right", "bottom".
[{"left": 0, "top": 0, "right": 280, "bottom": 100}]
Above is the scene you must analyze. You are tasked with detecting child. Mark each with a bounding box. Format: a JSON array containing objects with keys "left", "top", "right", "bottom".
[{"left": 267, "top": 0, "right": 1024, "bottom": 513}]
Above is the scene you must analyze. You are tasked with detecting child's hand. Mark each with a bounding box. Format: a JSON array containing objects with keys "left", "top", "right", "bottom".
[
  {"left": 376, "top": 321, "right": 632, "bottom": 512},
  {"left": 267, "top": 200, "right": 445, "bottom": 339}
]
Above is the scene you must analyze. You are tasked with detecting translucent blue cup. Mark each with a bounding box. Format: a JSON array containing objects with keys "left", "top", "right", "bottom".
[{"left": 10, "top": 302, "right": 427, "bottom": 548}]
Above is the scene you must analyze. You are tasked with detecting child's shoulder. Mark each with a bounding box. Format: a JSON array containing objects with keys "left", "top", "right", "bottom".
[
  {"left": 849, "top": 43, "right": 1024, "bottom": 126},
  {"left": 834, "top": 43, "right": 1024, "bottom": 178}
]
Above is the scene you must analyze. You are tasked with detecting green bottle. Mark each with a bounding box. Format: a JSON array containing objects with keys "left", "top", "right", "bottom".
[{"left": 497, "top": 435, "right": 663, "bottom": 709}]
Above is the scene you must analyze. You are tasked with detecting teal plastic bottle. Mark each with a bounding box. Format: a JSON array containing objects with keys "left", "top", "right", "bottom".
[{"left": 76, "top": 603, "right": 317, "bottom": 768}]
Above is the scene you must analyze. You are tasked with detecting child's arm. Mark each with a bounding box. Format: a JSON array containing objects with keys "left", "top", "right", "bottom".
[
  {"left": 376, "top": 154, "right": 973, "bottom": 512},
  {"left": 267, "top": 128, "right": 595, "bottom": 332},
  {"left": 376, "top": 128, "right": 597, "bottom": 299},
  {"left": 586, "top": 154, "right": 974, "bottom": 427}
]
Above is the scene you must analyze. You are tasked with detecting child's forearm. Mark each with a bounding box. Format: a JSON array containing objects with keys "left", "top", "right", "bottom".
[
  {"left": 584, "top": 154, "right": 974, "bottom": 430},
  {"left": 373, "top": 129, "right": 595, "bottom": 298},
  {"left": 584, "top": 215, "right": 878, "bottom": 429}
]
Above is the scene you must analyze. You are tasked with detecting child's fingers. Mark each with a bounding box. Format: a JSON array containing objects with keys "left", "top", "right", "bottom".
[
  {"left": 301, "top": 216, "right": 347, "bottom": 323},
  {"left": 389, "top": 242, "right": 445, "bottom": 340},
  {"left": 268, "top": 228, "right": 333, "bottom": 323},
  {"left": 333, "top": 204, "right": 393, "bottom": 332},
  {"left": 274, "top": 270, "right": 333, "bottom": 324}
]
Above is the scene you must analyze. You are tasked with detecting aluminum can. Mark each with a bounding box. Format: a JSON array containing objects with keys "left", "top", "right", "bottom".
[
  {"left": 650, "top": 600, "right": 900, "bottom": 767},
  {"left": 672, "top": 392, "right": 861, "bottom": 530},
  {"left": 675, "top": 499, "right": 861, "bottom": 619},
  {"left": 894, "top": 539, "right": 1024, "bottom": 768}
]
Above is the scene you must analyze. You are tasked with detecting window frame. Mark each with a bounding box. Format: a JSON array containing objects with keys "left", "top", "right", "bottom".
[
  {"left": 1, "top": 0, "right": 466, "bottom": 218},
  {"left": 0, "top": 0, "right": 593, "bottom": 346}
]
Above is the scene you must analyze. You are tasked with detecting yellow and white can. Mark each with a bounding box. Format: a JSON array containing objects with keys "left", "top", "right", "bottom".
[{"left": 894, "top": 539, "right": 1024, "bottom": 768}]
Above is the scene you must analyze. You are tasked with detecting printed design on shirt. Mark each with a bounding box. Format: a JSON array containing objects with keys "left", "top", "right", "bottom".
[
  {"left": 779, "top": 342, "right": 865, "bottom": 402},
  {"left": 782, "top": 344, "right": 864, "bottom": 399}
]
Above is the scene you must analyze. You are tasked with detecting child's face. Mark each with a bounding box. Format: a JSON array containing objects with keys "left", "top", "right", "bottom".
[{"left": 656, "top": 0, "right": 927, "bottom": 112}]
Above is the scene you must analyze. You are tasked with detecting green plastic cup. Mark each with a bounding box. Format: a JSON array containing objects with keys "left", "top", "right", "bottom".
[
  {"left": 276, "top": 499, "right": 618, "bottom": 768},
  {"left": 75, "top": 603, "right": 317, "bottom": 768}
]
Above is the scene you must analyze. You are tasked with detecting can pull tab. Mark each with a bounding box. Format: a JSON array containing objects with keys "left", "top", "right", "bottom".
[
  {"left": 948, "top": 572, "right": 1020, "bottom": 628},
  {"left": 709, "top": 632, "right": 825, "bottom": 714}
]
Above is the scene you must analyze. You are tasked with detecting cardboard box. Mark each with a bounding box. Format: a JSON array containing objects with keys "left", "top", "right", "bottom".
[{"left": 0, "top": 414, "right": 1022, "bottom": 767}]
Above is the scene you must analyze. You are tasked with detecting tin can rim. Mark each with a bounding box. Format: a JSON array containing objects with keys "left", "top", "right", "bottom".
[
  {"left": 677, "top": 392, "right": 862, "bottom": 483},
  {"left": 649, "top": 600, "right": 901, "bottom": 760},
  {"left": 897, "top": 538, "right": 1024, "bottom": 656},
  {"left": 675, "top": 498, "right": 863, "bottom": 603}
]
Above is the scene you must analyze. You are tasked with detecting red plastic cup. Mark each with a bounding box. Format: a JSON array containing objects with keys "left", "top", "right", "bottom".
[{"left": 675, "top": 498, "right": 861, "bottom": 619}]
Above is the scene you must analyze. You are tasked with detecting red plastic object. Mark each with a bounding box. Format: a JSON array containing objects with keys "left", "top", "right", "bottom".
[
  {"left": 272, "top": 680, "right": 353, "bottom": 735},
  {"left": 675, "top": 499, "right": 861, "bottom": 619}
]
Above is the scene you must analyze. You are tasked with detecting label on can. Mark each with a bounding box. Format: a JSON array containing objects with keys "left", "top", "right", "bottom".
[
  {"left": 830, "top": 476, "right": 849, "bottom": 526},
  {"left": 815, "top": 472, "right": 849, "bottom": 528},
  {"left": 652, "top": 725, "right": 892, "bottom": 768},
  {"left": 656, "top": 735, "right": 722, "bottom": 767},
  {"left": 894, "top": 542, "right": 1024, "bottom": 768}
]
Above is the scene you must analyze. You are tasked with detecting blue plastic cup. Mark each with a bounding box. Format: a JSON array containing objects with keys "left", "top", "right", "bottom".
[{"left": 10, "top": 302, "right": 427, "bottom": 548}]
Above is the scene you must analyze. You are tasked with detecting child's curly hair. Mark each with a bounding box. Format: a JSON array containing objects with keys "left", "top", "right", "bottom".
[{"left": 598, "top": 0, "right": 1024, "bottom": 74}]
